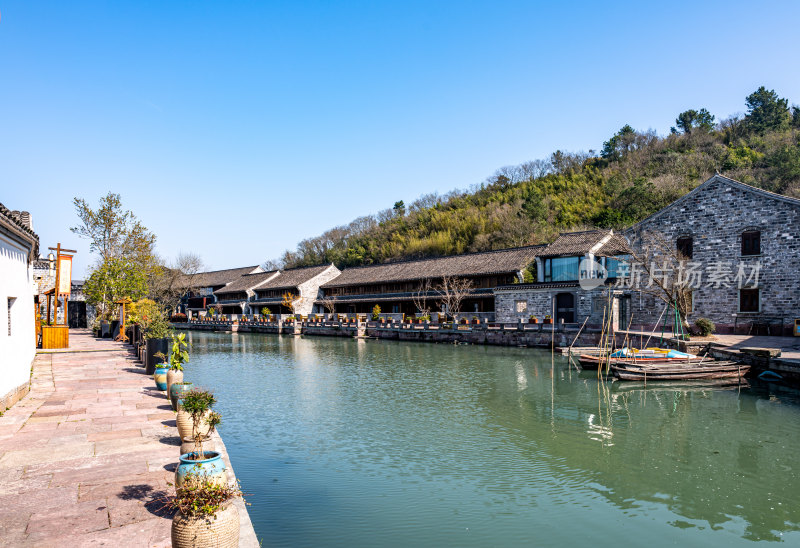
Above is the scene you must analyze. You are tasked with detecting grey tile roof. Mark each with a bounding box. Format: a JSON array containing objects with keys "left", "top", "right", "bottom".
[
  {"left": 182, "top": 265, "right": 262, "bottom": 289},
  {"left": 321, "top": 246, "right": 543, "bottom": 288},
  {"left": 256, "top": 264, "right": 333, "bottom": 291},
  {"left": 0, "top": 202, "right": 39, "bottom": 260},
  {"left": 539, "top": 230, "right": 629, "bottom": 257},
  {"left": 214, "top": 270, "right": 278, "bottom": 295}
]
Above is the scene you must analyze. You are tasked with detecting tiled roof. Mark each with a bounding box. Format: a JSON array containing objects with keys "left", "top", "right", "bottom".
[
  {"left": 0, "top": 202, "right": 39, "bottom": 261},
  {"left": 214, "top": 271, "right": 279, "bottom": 295},
  {"left": 316, "top": 287, "right": 494, "bottom": 304},
  {"left": 181, "top": 265, "right": 262, "bottom": 289},
  {"left": 256, "top": 264, "right": 333, "bottom": 292},
  {"left": 321, "top": 246, "right": 543, "bottom": 288},
  {"left": 539, "top": 230, "right": 629, "bottom": 257}
]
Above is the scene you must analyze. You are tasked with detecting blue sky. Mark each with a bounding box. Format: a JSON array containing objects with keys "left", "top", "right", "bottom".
[{"left": 2, "top": 1, "right": 799, "bottom": 277}]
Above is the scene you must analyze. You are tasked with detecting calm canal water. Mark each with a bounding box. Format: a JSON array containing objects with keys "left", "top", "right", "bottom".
[{"left": 181, "top": 331, "right": 800, "bottom": 547}]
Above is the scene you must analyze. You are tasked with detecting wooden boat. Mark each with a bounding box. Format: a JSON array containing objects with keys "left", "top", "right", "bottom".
[
  {"left": 611, "top": 360, "right": 750, "bottom": 381},
  {"left": 577, "top": 353, "right": 704, "bottom": 370}
]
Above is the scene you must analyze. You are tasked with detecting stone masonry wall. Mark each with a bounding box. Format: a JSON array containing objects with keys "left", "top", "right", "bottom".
[{"left": 629, "top": 176, "right": 800, "bottom": 334}]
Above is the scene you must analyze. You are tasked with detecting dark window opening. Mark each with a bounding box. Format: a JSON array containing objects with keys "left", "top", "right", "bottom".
[
  {"left": 739, "top": 288, "right": 759, "bottom": 312},
  {"left": 677, "top": 237, "right": 693, "bottom": 259},
  {"left": 742, "top": 231, "right": 761, "bottom": 256}
]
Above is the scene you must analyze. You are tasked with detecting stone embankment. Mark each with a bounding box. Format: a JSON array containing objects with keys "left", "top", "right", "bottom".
[{"left": 0, "top": 329, "right": 258, "bottom": 547}]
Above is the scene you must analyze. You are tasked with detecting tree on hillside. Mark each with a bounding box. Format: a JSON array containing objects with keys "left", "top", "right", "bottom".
[
  {"left": 601, "top": 125, "right": 637, "bottom": 161},
  {"left": 393, "top": 200, "right": 405, "bottom": 216},
  {"left": 745, "top": 86, "right": 790, "bottom": 133},
  {"left": 792, "top": 105, "right": 800, "bottom": 128},
  {"left": 671, "top": 108, "right": 715, "bottom": 134}
]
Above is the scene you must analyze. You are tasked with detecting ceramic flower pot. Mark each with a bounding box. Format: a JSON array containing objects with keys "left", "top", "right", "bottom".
[
  {"left": 177, "top": 408, "right": 211, "bottom": 440},
  {"left": 169, "top": 381, "right": 193, "bottom": 412},
  {"left": 166, "top": 368, "right": 183, "bottom": 397},
  {"left": 175, "top": 451, "right": 227, "bottom": 488},
  {"left": 153, "top": 365, "right": 169, "bottom": 391},
  {"left": 171, "top": 502, "right": 239, "bottom": 548}
]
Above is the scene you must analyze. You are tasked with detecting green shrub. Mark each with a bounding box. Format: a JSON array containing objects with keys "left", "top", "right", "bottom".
[{"left": 694, "top": 317, "right": 715, "bottom": 336}]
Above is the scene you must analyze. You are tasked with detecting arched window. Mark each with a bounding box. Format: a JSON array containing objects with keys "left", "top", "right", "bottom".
[
  {"left": 741, "top": 230, "right": 761, "bottom": 256},
  {"left": 676, "top": 236, "right": 693, "bottom": 259}
]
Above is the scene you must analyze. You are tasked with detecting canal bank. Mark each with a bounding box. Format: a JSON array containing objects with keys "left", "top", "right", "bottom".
[
  {"left": 0, "top": 329, "right": 258, "bottom": 547},
  {"left": 173, "top": 320, "right": 800, "bottom": 381}
]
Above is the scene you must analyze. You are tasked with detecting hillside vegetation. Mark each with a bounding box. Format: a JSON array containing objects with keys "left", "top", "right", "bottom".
[{"left": 277, "top": 87, "right": 800, "bottom": 269}]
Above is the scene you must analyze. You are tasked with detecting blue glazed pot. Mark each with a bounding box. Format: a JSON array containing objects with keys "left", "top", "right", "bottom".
[
  {"left": 169, "top": 382, "right": 193, "bottom": 411},
  {"left": 153, "top": 365, "right": 169, "bottom": 391},
  {"left": 175, "top": 450, "right": 227, "bottom": 487}
]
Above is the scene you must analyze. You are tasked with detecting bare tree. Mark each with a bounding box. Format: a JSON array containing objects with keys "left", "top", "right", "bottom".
[
  {"left": 262, "top": 258, "right": 284, "bottom": 271},
  {"left": 148, "top": 252, "right": 204, "bottom": 311},
  {"left": 318, "top": 294, "right": 337, "bottom": 316},
  {"left": 626, "top": 230, "right": 693, "bottom": 331},
  {"left": 411, "top": 278, "right": 432, "bottom": 317},
  {"left": 436, "top": 275, "right": 474, "bottom": 322}
]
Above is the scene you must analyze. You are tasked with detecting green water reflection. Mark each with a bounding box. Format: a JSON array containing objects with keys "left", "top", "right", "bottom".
[{"left": 182, "top": 331, "right": 800, "bottom": 547}]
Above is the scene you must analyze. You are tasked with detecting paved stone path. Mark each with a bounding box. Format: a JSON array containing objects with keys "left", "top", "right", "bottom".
[{"left": 0, "top": 330, "right": 202, "bottom": 546}]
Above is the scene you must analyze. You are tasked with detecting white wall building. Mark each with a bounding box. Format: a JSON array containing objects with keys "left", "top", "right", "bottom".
[{"left": 0, "top": 204, "right": 39, "bottom": 410}]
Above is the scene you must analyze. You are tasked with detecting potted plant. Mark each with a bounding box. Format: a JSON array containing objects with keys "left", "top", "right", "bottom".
[
  {"left": 137, "top": 299, "right": 172, "bottom": 374},
  {"left": 543, "top": 315, "right": 553, "bottom": 325},
  {"left": 166, "top": 333, "right": 189, "bottom": 406},
  {"left": 175, "top": 389, "right": 224, "bottom": 487},
  {"left": 529, "top": 315, "right": 538, "bottom": 324},
  {"left": 170, "top": 474, "right": 241, "bottom": 548},
  {"left": 153, "top": 352, "right": 169, "bottom": 391},
  {"left": 472, "top": 316, "right": 480, "bottom": 325}
]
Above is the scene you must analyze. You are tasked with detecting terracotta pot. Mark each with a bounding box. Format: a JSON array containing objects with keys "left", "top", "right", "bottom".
[
  {"left": 172, "top": 502, "right": 239, "bottom": 548},
  {"left": 166, "top": 368, "right": 183, "bottom": 396},
  {"left": 177, "top": 408, "right": 211, "bottom": 440},
  {"left": 180, "top": 436, "right": 215, "bottom": 456}
]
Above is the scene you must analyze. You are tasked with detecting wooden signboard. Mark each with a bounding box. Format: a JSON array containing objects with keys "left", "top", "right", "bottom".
[{"left": 58, "top": 255, "right": 72, "bottom": 296}]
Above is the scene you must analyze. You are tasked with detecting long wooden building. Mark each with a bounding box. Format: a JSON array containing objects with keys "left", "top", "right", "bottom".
[{"left": 317, "top": 246, "right": 543, "bottom": 317}]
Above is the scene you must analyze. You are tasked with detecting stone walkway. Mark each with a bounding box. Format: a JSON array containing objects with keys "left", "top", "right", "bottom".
[{"left": 0, "top": 329, "right": 257, "bottom": 547}]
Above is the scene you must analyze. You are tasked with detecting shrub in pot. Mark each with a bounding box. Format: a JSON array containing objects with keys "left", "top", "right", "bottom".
[
  {"left": 177, "top": 389, "right": 217, "bottom": 452},
  {"left": 171, "top": 474, "right": 241, "bottom": 548},
  {"left": 176, "top": 390, "right": 223, "bottom": 487},
  {"left": 167, "top": 333, "right": 189, "bottom": 397}
]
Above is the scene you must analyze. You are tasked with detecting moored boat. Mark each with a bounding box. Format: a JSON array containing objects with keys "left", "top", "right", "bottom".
[{"left": 611, "top": 361, "right": 750, "bottom": 381}]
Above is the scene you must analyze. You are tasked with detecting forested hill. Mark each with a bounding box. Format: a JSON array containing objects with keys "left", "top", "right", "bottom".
[{"left": 277, "top": 87, "right": 800, "bottom": 269}]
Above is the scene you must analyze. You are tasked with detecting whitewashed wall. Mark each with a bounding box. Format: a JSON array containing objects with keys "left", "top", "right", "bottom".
[{"left": 0, "top": 232, "right": 36, "bottom": 401}]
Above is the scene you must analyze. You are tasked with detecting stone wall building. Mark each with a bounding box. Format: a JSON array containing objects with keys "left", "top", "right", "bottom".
[
  {"left": 626, "top": 174, "right": 800, "bottom": 335},
  {"left": 0, "top": 204, "right": 39, "bottom": 409},
  {"left": 494, "top": 229, "right": 629, "bottom": 325},
  {"left": 495, "top": 174, "right": 800, "bottom": 335}
]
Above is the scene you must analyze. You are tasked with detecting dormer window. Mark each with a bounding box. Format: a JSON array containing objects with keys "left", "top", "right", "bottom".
[
  {"left": 742, "top": 231, "right": 761, "bottom": 256},
  {"left": 677, "top": 237, "right": 693, "bottom": 259}
]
